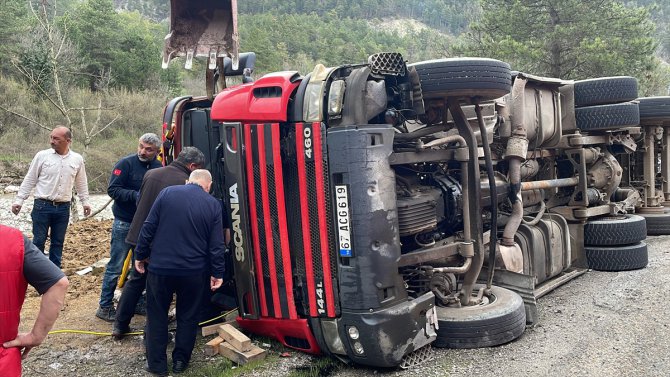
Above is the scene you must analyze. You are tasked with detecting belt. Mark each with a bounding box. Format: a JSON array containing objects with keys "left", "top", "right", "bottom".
[{"left": 35, "top": 198, "right": 71, "bottom": 206}]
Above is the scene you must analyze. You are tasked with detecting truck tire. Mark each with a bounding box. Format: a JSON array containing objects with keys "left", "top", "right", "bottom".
[
  {"left": 409, "top": 58, "right": 512, "bottom": 101},
  {"left": 434, "top": 285, "right": 526, "bottom": 349},
  {"left": 575, "top": 102, "right": 640, "bottom": 131},
  {"left": 585, "top": 241, "right": 648, "bottom": 271},
  {"left": 638, "top": 96, "right": 670, "bottom": 121},
  {"left": 583, "top": 214, "right": 647, "bottom": 246},
  {"left": 574, "top": 76, "right": 638, "bottom": 107},
  {"left": 640, "top": 212, "right": 670, "bottom": 235}
]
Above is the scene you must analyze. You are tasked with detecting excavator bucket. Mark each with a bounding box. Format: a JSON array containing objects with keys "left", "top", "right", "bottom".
[{"left": 163, "top": 0, "right": 239, "bottom": 71}]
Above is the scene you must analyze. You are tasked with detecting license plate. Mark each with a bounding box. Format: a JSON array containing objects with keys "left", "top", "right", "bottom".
[{"left": 335, "top": 185, "right": 352, "bottom": 257}]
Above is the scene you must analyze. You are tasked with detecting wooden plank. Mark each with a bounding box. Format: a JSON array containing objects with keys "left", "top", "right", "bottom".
[
  {"left": 201, "top": 323, "right": 226, "bottom": 337},
  {"left": 204, "top": 336, "right": 224, "bottom": 356},
  {"left": 200, "top": 319, "right": 239, "bottom": 336},
  {"left": 218, "top": 342, "right": 267, "bottom": 365},
  {"left": 217, "top": 324, "right": 252, "bottom": 352}
]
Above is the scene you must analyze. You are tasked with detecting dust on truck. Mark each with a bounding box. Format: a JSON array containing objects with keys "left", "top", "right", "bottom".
[{"left": 161, "top": 0, "right": 648, "bottom": 368}]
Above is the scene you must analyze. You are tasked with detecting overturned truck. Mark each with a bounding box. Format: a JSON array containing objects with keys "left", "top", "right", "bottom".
[{"left": 160, "top": 1, "right": 648, "bottom": 369}]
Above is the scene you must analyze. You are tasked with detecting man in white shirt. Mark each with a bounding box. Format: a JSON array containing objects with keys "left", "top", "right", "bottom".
[{"left": 11, "top": 126, "right": 91, "bottom": 268}]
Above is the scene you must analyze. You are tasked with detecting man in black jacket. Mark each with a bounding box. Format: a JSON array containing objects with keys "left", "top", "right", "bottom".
[
  {"left": 96, "top": 133, "right": 161, "bottom": 322},
  {"left": 135, "top": 169, "right": 225, "bottom": 375},
  {"left": 112, "top": 147, "right": 205, "bottom": 339}
]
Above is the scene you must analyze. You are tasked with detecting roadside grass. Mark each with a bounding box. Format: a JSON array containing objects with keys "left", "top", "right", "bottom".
[
  {"left": 285, "top": 356, "right": 343, "bottom": 377},
  {"left": 179, "top": 356, "right": 276, "bottom": 377},
  {"left": 181, "top": 333, "right": 344, "bottom": 377}
]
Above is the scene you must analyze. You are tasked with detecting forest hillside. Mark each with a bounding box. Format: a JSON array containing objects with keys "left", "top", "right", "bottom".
[{"left": 0, "top": 0, "right": 668, "bottom": 192}]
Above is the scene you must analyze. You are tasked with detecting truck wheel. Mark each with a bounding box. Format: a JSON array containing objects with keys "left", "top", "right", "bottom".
[
  {"left": 585, "top": 241, "right": 648, "bottom": 271},
  {"left": 640, "top": 212, "right": 670, "bottom": 235},
  {"left": 434, "top": 285, "right": 526, "bottom": 349},
  {"left": 638, "top": 96, "right": 670, "bottom": 121},
  {"left": 575, "top": 102, "right": 640, "bottom": 131},
  {"left": 408, "top": 58, "right": 512, "bottom": 101},
  {"left": 583, "top": 214, "right": 647, "bottom": 246},
  {"left": 573, "top": 76, "right": 638, "bottom": 107}
]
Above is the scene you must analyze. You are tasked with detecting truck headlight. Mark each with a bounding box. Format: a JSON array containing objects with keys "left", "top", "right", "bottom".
[
  {"left": 352, "top": 341, "right": 365, "bottom": 355},
  {"left": 328, "top": 80, "right": 345, "bottom": 117},
  {"left": 347, "top": 326, "right": 359, "bottom": 340}
]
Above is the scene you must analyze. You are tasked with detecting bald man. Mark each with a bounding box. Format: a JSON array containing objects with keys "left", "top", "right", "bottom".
[
  {"left": 135, "top": 169, "right": 225, "bottom": 375},
  {"left": 12, "top": 126, "right": 91, "bottom": 268}
]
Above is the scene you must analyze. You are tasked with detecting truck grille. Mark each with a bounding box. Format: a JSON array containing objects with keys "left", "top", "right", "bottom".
[{"left": 242, "top": 122, "right": 337, "bottom": 319}]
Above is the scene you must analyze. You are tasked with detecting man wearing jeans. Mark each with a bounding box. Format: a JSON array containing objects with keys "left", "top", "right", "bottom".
[
  {"left": 11, "top": 126, "right": 91, "bottom": 268},
  {"left": 96, "top": 133, "right": 162, "bottom": 322},
  {"left": 112, "top": 147, "right": 205, "bottom": 339}
]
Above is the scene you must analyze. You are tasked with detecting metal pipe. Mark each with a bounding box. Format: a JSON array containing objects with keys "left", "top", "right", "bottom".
[
  {"left": 502, "top": 159, "right": 523, "bottom": 246},
  {"left": 519, "top": 177, "right": 579, "bottom": 190},
  {"left": 644, "top": 126, "right": 656, "bottom": 205},
  {"left": 522, "top": 200, "right": 546, "bottom": 226},
  {"left": 421, "top": 134, "right": 467, "bottom": 149},
  {"left": 474, "top": 101, "right": 498, "bottom": 290},
  {"left": 433, "top": 257, "right": 473, "bottom": 275},
  {"left": 461, "top": 161, "right": 472, "bottom": 244},
  {"left": 394, "top": 125, "right": 448, "bottom": 141},
  {"left": 447, "top": 100, "right": 484, "bottom": 307}
]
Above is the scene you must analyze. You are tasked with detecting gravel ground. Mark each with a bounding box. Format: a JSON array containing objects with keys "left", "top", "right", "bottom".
[{"left": 5, "top": 192, "right": 670, "bottom": 377}]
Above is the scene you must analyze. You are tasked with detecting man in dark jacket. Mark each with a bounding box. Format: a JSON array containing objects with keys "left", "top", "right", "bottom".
[
  {"left": 135, "top": 169, "right": 225, "bottom": 375},
  {"left": 112, "top": 146, "right": 205, "bottom": 339},
  {"left": 96, "top": 133, "right": 161, "bottom": 322}
]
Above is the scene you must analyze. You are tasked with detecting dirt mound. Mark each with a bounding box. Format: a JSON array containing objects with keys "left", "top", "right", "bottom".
[{"left": 27, "top": 219, "right": 112, "bottom": 301}]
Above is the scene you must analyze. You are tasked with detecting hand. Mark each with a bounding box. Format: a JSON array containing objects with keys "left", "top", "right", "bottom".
[
  {"left": 83, "top": 205, "right": 92, "bottom": 217},
  {"left": 134, "top": 259, "right": 147, "bottom": 274},
  {"left": 11, "top": 204, "right": 21, "bottom": 215},
  {"left": 210, "top": 277, "right": 223, "bottom": 291},
  {"left": 2, "top": 332, "right": 44, "bottom": 360}
]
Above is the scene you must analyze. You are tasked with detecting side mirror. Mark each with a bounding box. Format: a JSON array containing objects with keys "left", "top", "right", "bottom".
[{"left": 224, "top": 52, "right": 256, "bottom": 77}]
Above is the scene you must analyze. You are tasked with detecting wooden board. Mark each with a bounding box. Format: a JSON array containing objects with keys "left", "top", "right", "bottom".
[
  {"left": 204, "top": 336, "right": 224, "bottom": 356},
  {"left": 217, "top": 324, "right": 252, "bottom": 352},
  {"left": 200, "top": 319, "right": 239, "bottom": 336},
  {"left": 218, "top": 342, "right": 267, "bottom": 365}
]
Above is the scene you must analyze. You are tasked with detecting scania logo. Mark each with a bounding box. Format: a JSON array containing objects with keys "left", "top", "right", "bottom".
[{"left": 229, "top": 183, "right": 244, "bottom": 262}]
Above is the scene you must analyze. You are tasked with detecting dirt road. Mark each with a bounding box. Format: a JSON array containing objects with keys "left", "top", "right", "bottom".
[{"left": 6, "top": 193, "right": 670, "bottom": 376}]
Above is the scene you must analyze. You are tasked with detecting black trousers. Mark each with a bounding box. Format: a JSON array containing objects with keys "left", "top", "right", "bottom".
[
  {"left": 115, "top": 266, "right": 146, "bottom": 327},
  {"left": 145, "top": 271, "right": 208, "bottom": 373}
]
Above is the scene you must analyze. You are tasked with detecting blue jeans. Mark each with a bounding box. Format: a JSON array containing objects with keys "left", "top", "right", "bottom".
[
  {"left": 99, "top": 219, "right": 132, "bottom": 308},
  {"left": 31, "top": 199, "right": 70, "bottom": 268}
]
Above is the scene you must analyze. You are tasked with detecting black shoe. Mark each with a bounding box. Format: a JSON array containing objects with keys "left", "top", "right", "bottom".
[
  {"left": 95, "top": 306, "right": 117, "bottom": 322},
  {"left": 144, "top": 362, "right": 168, "bottom": 376},
  {"left": 172, "top": 360, "right": 188, "bottom": 374},
  {"left": 111, "top": 322, "right": 130, "bottom": 340}
]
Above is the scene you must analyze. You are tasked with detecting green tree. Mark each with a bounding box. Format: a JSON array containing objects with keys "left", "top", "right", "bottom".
[
  {"left": 0, "top": 0, "right": 31, "bottom": 75},
  {"left": 64, "top": 0, "right": 120, "bottom": 90},
  {"left": 112, "top": 11, "right": 164, "bottom": 90},
  {"left": 457, "top": 0, "right": 658, "bottom": 82}
]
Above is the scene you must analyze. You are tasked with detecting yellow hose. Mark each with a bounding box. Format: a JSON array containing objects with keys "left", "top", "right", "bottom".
[{"left": 117, "top": 249, "right": 133, "bottom": 288}]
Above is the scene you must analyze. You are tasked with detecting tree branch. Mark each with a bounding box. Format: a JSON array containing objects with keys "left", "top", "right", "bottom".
[
  {"left": 91, "top": 114, "right": 120, "bottom": 138},
  {"left": 81, "top": 197, "right": 113, "bottom": 221},
  {"left": 0, "top": 104, "right": 52, "bottom": 131}
]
